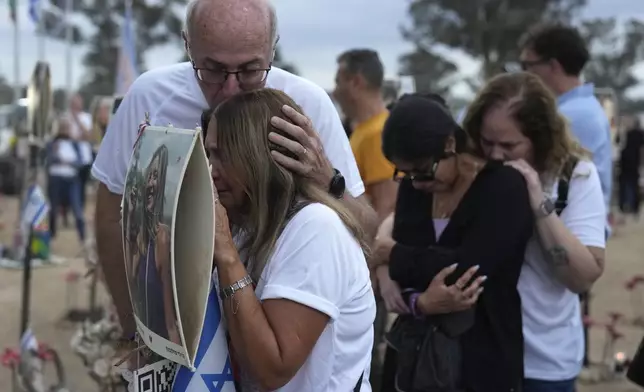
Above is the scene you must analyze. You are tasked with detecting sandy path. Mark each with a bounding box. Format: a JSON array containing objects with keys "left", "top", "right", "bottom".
[{"left": 0, "top": 194, "right": 642, "bottom": 391}]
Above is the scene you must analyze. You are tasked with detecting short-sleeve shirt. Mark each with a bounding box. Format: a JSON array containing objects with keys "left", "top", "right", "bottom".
[
  {"left": 254, "top": 203, "right": 376, "bottom": 391},
  {"left": 519, "top": 159, "right": 606, "bottom": 380},
  {"left": 66, "top": 111, "right": 94, "bottom": 166},
  {"left": 92, "top": 63, "right": 365, "bottom": 198},
  {"left": 349, "top": 110, "right": 394, "bottom": 186}
]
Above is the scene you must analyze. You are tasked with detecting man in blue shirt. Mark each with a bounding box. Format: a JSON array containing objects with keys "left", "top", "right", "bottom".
[{"left": 519, "top": 24, "right": 613, "bottom": 220}]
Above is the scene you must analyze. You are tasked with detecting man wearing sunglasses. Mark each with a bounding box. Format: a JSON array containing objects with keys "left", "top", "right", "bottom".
[{"left": 92, "top": 0, "right": 377, "bottom": 356}]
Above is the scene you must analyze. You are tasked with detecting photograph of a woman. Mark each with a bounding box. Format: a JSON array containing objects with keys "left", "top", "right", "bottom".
[{"left": 123, "top": 143, "right": 181, "bottom": 346}]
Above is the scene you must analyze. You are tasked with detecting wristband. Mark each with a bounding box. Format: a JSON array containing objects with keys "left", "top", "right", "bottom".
[{"left": 409, "top": 293, "right": 423, "bottom": 319}]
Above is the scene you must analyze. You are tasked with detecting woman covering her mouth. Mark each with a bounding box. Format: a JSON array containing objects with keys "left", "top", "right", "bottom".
[{"left": 203, "top": 88, "right": 376, "bottom": 392}]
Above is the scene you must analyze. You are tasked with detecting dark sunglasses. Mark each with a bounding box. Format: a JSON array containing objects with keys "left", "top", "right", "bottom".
[{"left": 392, "top": 152, "right": 455, "bottom": 183}]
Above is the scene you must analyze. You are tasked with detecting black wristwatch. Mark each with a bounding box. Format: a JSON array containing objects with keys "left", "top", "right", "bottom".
[
  {"left": 535, "top": 198, "right": 555, "bottom": 219},
  {"left": 329, "top": 169, "right": 346, "bottom": 199}
]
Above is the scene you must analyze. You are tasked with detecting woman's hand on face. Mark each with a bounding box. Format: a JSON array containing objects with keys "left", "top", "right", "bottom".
[
  {"left": 213, "top": 185, "right": 238, "bottom": 266},
  {"left": 504, "top": 159, "right": 544, "bottom": 209},
  {"left": 417, "top": 264, "right": 486, "bottom": 315}
]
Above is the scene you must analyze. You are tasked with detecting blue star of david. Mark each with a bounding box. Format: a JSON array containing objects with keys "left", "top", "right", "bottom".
[{"left": 201, "top": 358, "right": 235, "bottom": 392}]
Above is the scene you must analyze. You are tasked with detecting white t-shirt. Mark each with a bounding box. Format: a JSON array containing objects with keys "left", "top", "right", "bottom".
[
  {"left": 253, "top": 203, "right": 375, "bottom": 392},
  {"left": 91, "top": 62, "right": 364, "bottom": 198},
  {"left": 67, "top": 111, "right": 94, "bottom": 166},
  {"left": 520, "top": 159, "right": 606, "bottom": 380},
  {"left": 49, "top": 139, "right": 79, "bottom": 178}
]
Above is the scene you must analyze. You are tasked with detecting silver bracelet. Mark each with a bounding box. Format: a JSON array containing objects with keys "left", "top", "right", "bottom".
[{"left": 219, "top": 275, "right": 253, "bottom": 300}]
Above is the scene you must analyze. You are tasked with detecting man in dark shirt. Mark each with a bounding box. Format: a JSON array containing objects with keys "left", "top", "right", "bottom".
[{"left": 618, "top": 117, "right": 644, "bottom": 217}]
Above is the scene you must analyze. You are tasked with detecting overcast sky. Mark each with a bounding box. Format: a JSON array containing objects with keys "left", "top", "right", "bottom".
[{"left": 1, "top": 0, "right": 644, "bottom": 97}]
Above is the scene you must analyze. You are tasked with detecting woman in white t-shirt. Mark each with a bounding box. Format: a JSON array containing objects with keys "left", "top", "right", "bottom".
[
  {"left": 203, "top": 88, "right": 376, "bottom": 392},
  {"left": 46, "top": 117, "right": 86, "bottom": 243},
  {"left": 463, "top": 72, "right": 606, "bottom": 392}
]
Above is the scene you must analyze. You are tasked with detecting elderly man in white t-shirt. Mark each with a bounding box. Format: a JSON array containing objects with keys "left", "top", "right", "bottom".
[
  {"left": 92, "top": 0, "right": 376, "bottom": 384},
  {"left": 67, "top": 93, "right": 94, "bottom": 209}
]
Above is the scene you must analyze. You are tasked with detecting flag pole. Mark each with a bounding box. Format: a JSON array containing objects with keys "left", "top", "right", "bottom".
[
  {"left": 13, "top": 1, "right": 21, "bottom": 102},
  {"left": 64, "top": 0, "right": 73, "bottom": 98},
  {"left": 37, "top": 0, "right": 45, "bottom": 61}
]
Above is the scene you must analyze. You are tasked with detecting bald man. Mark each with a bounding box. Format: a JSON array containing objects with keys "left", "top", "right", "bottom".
[{"left": 92, "top": 0, "right": 376, "bottom": 368}]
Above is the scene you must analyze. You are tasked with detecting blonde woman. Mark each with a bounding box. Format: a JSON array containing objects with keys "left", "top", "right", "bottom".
[
  {"left": 204, "top": 88, "right": 376, "bottom": 392},
  {"left": 463, "top": 71, "right": 606, "bottom": 392}
]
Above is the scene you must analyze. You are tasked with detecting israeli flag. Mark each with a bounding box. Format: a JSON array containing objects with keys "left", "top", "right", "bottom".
[
  {"left": 21, "top": 185, "right": 49, "bottom": 230},
  {"left": 172, "top": 280, "right": 236, "bottom": 392},
  {"left": 20, "top": 328, "right": 39, "bottom": 352},
  {"left": 28, "top": 0, "right": 40, "bottom": 24}
]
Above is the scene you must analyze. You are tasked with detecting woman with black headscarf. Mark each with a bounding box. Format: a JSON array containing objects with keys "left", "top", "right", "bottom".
[{"left": 369, "top": 94, "right": 534, "bottom": 392}]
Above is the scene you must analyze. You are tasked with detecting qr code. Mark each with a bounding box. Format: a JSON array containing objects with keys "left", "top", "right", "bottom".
[{"left": 134, "top": 359, "right": 177, "bottom": 392}]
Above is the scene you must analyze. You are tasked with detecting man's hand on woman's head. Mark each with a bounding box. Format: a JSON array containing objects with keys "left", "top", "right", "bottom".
[
  {"left": 417, "top": 264, "right": 486, "bottom": 315},
  {"left": 268, "top": 105, "right": 335, "bottom": 188}
]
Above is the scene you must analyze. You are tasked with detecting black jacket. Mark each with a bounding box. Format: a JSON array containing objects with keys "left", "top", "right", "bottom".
[{"left": 389, "top": 162, "right": 534, "bottom": 392}]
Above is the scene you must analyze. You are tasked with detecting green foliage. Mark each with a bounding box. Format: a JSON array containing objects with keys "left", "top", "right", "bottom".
[
  {"left": 400, "top": 0, "right": 587, "bottom": 96},
  {"left": 79, "top": 0, "right": 186, "bottom": 98},
  {"left": 580, "top": 18, "right": 644, "bottom": 114}
]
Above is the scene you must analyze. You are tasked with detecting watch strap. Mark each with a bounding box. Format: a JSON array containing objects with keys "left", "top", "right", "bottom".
[{"left": 219, "top": 275, "right": 254, "bottom": 300}]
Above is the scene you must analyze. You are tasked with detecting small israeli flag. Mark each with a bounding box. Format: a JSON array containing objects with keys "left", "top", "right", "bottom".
[
  {"left": 21, "top": 185, "right": 49, "bottom": 230},
  {"left": 20, "top": 328, "right": 39, "bottom": 353},
  {"left": 172, "top": 279, "right": 236, "bottom": 392}
]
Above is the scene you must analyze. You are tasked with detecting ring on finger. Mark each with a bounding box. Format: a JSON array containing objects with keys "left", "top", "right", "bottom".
[{"left": 302, "top": 147, "right": 308, "bottom": 155}]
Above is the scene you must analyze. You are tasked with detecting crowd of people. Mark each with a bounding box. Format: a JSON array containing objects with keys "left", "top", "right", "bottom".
[{"left": 84, "top": 0, "right": 643, "bottom": 391}]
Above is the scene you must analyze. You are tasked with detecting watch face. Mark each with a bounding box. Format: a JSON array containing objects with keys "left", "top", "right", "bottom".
[
  {"left": 542, "top": 198, "right": 555, "bottom": 215},
  {"left": 330, "top": 171, "right": 346, "bottom": 198}
]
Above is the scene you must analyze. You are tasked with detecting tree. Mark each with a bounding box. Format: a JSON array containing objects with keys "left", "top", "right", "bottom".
[
  {"left": 0, "top": 76, "right": 15, "bottom": 105},
  {"left": 399, "top": 47, "right": 458, "bottom": 96},
  {"left": 401, "top": 0, "right": 587, "bottom": 93},
  {"left": 39, "top": 0, "right": 84, "bottom": 44},
  {"left": 580, "top": 18, "right": 644, "bottom": 114},
  {"left": 79, "top": 0, "right": 186, "bottom": 98}
]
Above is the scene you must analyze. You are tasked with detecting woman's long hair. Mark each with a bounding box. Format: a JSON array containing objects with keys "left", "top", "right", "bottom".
[
  {"left": 463, "top": 72, "right": 587, "bottom": 180},
  {"left": 212, "top": 88, "right": 369, "bottom": 282},
  {"left": 143, "top": 144, "right": 169, "bottom": 242}
]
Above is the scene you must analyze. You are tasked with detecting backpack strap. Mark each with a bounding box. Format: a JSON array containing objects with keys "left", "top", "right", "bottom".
[
  {"left": 353, "top": 371, "right": 364, "bottom": 392},
  {"left": 554, "top": 157, "right": 579, "bottom": 216}
]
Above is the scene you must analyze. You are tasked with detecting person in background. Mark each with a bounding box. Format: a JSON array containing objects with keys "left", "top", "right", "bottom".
[
  {"left": 618, "top": 116, "right": 644, "bottom": 218},
  {"left": 67, "top": 93, "right": 94, "bottom": 211},
  {"left": 465, "top": 71, "right": 606, "bottom": 392},
  {"left": 519, "top": 23, "right": 612, "bottom": 232},
  {"left": 90, "top": 96, "right": 112, "bottom": 147},
  {"left": 333, "top": 48, "right": 398, "bottom": 384},
  {"left": 46, "top": 117, "right": 86, "bottom": 244}
]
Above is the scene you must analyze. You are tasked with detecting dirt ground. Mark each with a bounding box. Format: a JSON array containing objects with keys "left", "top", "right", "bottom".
[{"left": 0, "top": 193, "right": 643, "bottom": 392}]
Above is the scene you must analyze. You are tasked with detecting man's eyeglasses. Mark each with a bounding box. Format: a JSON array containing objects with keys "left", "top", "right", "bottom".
[{"left": 193, "top": 64, "right": 272, "bottom": 86}]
